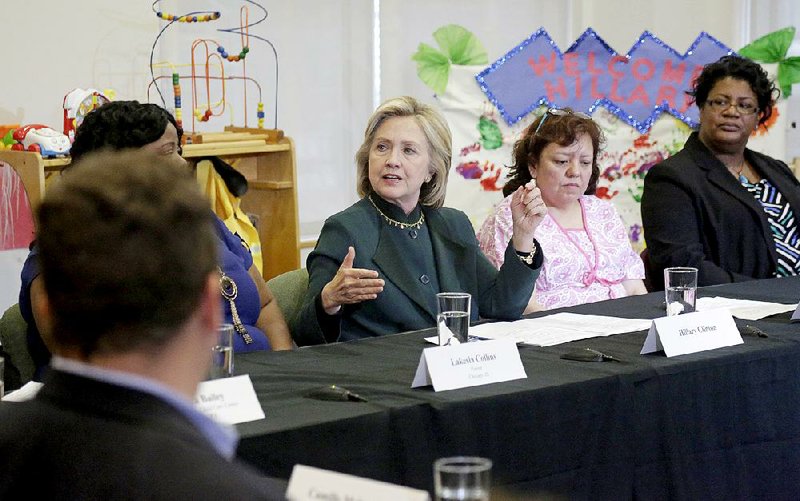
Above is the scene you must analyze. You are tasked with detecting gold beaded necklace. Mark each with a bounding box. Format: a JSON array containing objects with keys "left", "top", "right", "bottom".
[
  {"left": 217, "top": 267, "right": 254, "bottom": 344},
  {"left": 368, "top": 195, "right": 425, "bottom": 230}
]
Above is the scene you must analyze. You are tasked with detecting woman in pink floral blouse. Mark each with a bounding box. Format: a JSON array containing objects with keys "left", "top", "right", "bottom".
[{"left": 478, "top": 108, "right": 646, "bottom": 312}]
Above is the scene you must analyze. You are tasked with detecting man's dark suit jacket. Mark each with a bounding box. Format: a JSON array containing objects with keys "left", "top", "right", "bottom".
[
  {"left": 641, "top": 132, "right": 800, "bottom": 290},
  {"left": 295, "top": 197, "right": 540, "bottom": 345},
  {"left": 0, "top": 369, "right": 286, "bottom": 500}
]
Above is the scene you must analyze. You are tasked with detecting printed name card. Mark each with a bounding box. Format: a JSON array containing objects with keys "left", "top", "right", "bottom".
[
  {"left": 792, "top": 303, "right": 800, "bottom": 323},
  {"left": 411, "top": 338, "right": 527, "bottom": 391},
  {"left": 195, "top": 374, "right": 265, "bottom": 424},
  {"left": 641, "top": 309, "right": 743, "bottom": 357},
  {"left": 286, "top": 464, "right": 430, "bottom": 501}
]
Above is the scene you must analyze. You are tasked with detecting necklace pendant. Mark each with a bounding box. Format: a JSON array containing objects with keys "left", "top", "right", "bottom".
[{"left": 236, "top": 324, "right": 254, "bottom": 344}]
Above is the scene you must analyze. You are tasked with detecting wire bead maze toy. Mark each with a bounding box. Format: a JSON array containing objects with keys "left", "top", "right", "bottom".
[{"left": 148, "top": 1, "right": 277, "bottom": 140}]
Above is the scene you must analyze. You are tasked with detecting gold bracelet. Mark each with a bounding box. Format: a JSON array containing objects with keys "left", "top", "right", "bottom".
[{"left": 515, "top": 245, "right": 537, "bottom": 265}]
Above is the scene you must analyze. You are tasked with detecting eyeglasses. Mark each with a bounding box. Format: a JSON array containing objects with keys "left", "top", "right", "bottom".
[
  {"left": 705, "top": 97, "right": 759, "bottom": 116},
  {"left": 533, "top": 108, "right": 592, "bottom": 136}
]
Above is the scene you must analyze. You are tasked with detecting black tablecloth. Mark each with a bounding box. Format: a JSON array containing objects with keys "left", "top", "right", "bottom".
[{"left": 235, "top": 277, "right": 800, "bottom": 499}]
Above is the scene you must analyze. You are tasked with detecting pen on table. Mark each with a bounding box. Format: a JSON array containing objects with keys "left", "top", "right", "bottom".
[
  {"left": 470, "top": 335, "right": 530, "bottom": 347},
  {"left": 742, "top": 324, "right": 769, "bottom": 338},
  {"left": 336, "top": 385, "right": 368, "bottom": 402},
  {"left": 586, "top": 348, "right": 622, "bottom": 362}
]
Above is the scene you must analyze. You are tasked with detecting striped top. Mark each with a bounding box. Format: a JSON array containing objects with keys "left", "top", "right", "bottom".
[{"left": 741, "top": 175, "right": 800, "bottom": 276}]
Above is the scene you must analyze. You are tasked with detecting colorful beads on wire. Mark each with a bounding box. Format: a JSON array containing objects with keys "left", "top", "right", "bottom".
[
  {"left": 157, "top": 11, "right": 220, "bottom": 23},
  {"left": 216, "top": 45, "right": 249, "bottom": 62},
  {"left": 194, "top": 109, "right": 213, "bottom": 122},
  {"left": 257, "top": 102, "right": 265, "bottom": 129},
  {"left": 172, "top": 73, "right": 183, "bottom": 129}
]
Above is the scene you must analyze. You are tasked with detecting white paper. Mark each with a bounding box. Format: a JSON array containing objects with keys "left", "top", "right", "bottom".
[
  {"left": 641, "top": 309, "right": 742, "bottom": 357},
  {"left": 286, "top": 464, "right": 429, "bottom": 501},
  {"left": 696, "top": 296, "right": 796, "bottom": 320},
  {"left": 194, "top": 374, "right": 265, "bottom": 424},
  {"left": 1, "top": 381, "right": 43, "bottom": 401},
  {"left": 411, "top": 352, "right": 432, "bottom": 388},
  {"left": 412, "top": 339, "right": 526, "bottom": 392},
  {"left": 467, "top": 313, "right": 653, "bottom": 347}
]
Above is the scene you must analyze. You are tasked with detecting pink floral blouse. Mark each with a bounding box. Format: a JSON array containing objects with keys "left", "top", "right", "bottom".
[{"left": 477, "top": 195, "right": 644, "bottom": 310}]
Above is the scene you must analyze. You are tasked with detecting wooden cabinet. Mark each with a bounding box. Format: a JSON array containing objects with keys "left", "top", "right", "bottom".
[
  {"left": 0, "top": 137, "right": 300, "bottom": 281},
  {"left": 182, "top": 137, "right": 300, "bottom": 280},
  {"left": 0, "top": 151, "right": 68, "bottom": 212}
]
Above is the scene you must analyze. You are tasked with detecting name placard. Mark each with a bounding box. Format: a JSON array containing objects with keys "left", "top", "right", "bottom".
[
  {"left": 411, "top": 338, "right": 526, "bottom": 392},
  {"left": 641, "top": 309, "right": 742, "bottom": 357},
  {"left": 285, "top": 464, "right": 429, "bottom": 501},
  {"left": 194, "top": 374, "right": 265, "bottom": 424},
  {"left": 792, "top": 302, "right": 800, "bottom": 323}
]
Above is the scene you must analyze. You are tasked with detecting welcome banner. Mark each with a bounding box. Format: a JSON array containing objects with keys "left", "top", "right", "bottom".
[{"left": 476, "top": 28, "right": 733, "bottom": 132}]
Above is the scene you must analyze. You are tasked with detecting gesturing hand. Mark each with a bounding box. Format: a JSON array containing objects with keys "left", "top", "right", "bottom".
[
  {"left": 510, "top": 180, "right": 547, "bottom": 250},
  {"left": 320, "top": 246, "right": 385, "bottom": 315}
]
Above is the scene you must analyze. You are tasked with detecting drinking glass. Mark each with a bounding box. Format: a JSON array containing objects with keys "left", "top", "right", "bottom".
[
  {"left": 436, "top": 292, "right": 471, "bottom": 345},
  {"left": 433, "top": 456, "right": 492, "bottom": 501},
  {"left": 210, "top": 324, "right": 234, "bottom": 378},
  {"left": 664, "top": 267, "right": 698, "bottom": 316}
]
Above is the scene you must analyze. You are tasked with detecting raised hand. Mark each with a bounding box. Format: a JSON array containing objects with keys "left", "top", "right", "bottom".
[
  {"left": 320, "top": 246, "right": 385, "bottom": 315},
  {"left": 510, "top": 180, "right": 547, "bottom": 252}
]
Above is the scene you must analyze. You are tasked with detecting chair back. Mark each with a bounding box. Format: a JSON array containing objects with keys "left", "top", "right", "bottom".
[
  {"left": 266, "top": 268, "right": 309, "bottom": 342},
  {"left": 640, "top": 248, "right": 655, "bottom": 292},
  {"left": 0, "top": 303, "right": 35, "bottom": 392}
]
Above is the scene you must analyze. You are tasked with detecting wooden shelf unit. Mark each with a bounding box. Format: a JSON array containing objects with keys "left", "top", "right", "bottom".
[
  {"left": 0, "top": 151, "right": 68, "bottom": 212},
  {"left": 0, "top": 136, "right": 300, "bottom": 281},
  {"left": 183, "top": 136, "right": 300, "bottom": 280}
]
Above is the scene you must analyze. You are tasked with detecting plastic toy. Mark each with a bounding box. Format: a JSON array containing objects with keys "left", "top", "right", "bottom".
[
  {"left": 63, "top": 88, "right": 112, "bottom": 140},
  {"left": 148, "top": 1, "right": 276, "bottom": 137},
  {"left": 0, "top": 125, "right": 18, "bottom": 150},
  {"left": 11, "top": 124, "right": 71, "bottom": 157}
]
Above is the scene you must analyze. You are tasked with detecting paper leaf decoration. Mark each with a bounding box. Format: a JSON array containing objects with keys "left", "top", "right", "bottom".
[
  {"left": 413, "top": 25, "right": 488, "bottom": 94},
  {"left": 433, "top": 25, "right": 488, "bottom": 66},
  {"left": 412, "top": 43, "right": 451, "bottom": 95},
  {"left": 739, "top": 27, "right": 794, "bottom": 63},
  {"left": 778, "top": 56, "right": 800, "bottom": 98},
  {"left": 739, "top": 26, "right": 800, "bottom": 97}
]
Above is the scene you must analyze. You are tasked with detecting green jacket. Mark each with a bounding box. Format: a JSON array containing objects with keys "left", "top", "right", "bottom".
[{"left": 295, "top": 197, "right": 540, "bottom": 345}]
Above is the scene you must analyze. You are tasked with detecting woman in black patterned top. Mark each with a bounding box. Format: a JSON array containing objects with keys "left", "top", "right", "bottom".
[{"left": 642, "top": 55, "right": 800, "bottom": 290}]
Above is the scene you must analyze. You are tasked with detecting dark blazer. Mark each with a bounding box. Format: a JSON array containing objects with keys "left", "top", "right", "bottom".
[
  {"left": 294, "top": 198, "right": 540, "bottom": 345},
  {"left": 0, "top": 370, "right": 286, "bottom": 500},
  {"left": 641, "top": 132, "right": 800, "bottom": 290}
]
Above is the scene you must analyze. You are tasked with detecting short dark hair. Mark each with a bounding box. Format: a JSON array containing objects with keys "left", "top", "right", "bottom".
[
  {"left": 37, "top": 150, "right": 217, "bottom": 356},
  {"left": 503, "top": 109, "right": 604, "bottom": 197},
  {"left": 70, "top": 101, "right": 183, "bottom": 162},
  {"left": 687, "top": 55, "right": 779, "bottom": 126}
]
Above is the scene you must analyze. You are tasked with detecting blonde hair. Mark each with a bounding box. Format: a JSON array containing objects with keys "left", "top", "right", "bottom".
[{"left": 355, "top": 96, "right": 452, "bottom": 208}]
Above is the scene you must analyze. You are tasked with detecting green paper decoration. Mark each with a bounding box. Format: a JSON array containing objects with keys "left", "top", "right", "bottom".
[
  {"left": 412, "top": 25, "right": 488, "bottom": 95},
  {"left": 739, "top": 26, "right": 800, "bottom": 98}
]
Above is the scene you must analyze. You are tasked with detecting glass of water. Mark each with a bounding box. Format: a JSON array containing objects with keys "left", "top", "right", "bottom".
[
  {"left": 436, "top": 292, "right": 471, "bottom": 345},
  {"left": 664, "top": 267, "right": 698, "bottom": 316},
  {"left": 210, "top": 324, "right": 234, "bottom": 379},
  {"left": 434, "top": 456, "right": 492, "bottom": 501}
]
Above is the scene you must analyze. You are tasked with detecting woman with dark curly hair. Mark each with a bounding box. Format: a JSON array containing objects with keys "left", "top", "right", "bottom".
[
  {"left": 68, "top": 100, "right": 185, "bottom": 164},
  {"left": 19, "top": 101, "right": 292, "bottom": 381},
  {"left": 641, "top": 55, "right": 800, "bottom": 289},
  {"left": 478, "top": 108, "right": 646, "bottom": 311}
]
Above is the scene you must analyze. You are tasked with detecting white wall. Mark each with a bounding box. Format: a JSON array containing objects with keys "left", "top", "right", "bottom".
[{"left": 2, "top": 0, "right": 799, "bottom": 245}]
